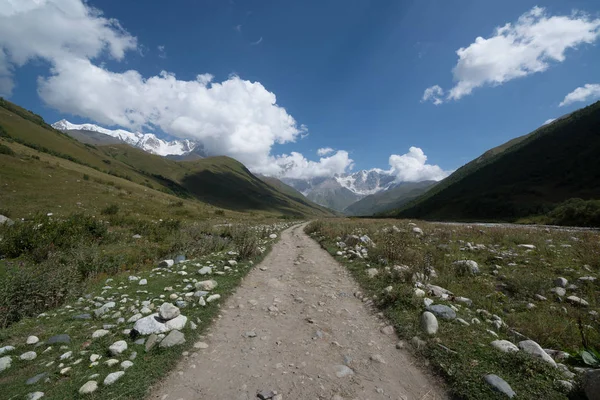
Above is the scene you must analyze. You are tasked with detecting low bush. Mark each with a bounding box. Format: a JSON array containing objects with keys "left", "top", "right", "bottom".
[
  {"left": 0, "top": 143, "right": 15, "bottom": 155},
  {"left": 547, "top": 198, "right": 600, "bottom": 227}
]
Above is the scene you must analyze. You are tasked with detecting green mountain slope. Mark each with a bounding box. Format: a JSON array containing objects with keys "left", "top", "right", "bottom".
[
  {"left": 391, "top": 101, "right": 600, "bottom": 222},
  {"left": 0, "top": 98, "right": 335, "bottom": 218},
  {"left": 258, "top": 175, "right": 338, "bottom": 215},
  {"left": 344, "top": 181, "right": 436, "bottom": 216}
]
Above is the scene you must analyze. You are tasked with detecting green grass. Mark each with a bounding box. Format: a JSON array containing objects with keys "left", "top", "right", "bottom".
[
  {"left": 0, "top": 222, "right": 293, "bottom": 399},
  {"left": 306, "top": 219, "right": 600, "bottom": 399}
]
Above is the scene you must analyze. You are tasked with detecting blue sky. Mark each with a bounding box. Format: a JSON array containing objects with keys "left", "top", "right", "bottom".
[{"left": 1, "top": 0, "right": 600, "bottom": 180}]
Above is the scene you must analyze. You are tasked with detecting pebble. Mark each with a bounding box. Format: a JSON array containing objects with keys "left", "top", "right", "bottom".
[
  {"left": 109, "top": 340, "right": 128, "bottom": 355},
  {"left": 121, "top": 360, "right": 134, "bottom": 369},
  {"left": 420, "top": 311, "right": 438, "bottom": 336},
  {"left": 380, "top": 325, "right": 394, "bottom": 335},
  {"left": 20, "top": 351, "right": 37, "bottom": 361},
  {"left": 159, "top": 330, "right": 186, "bottom": 348},
  {"left": 26, "top": 392, "right": 45, "bottom": 400},
  {"left": 0, "top": 356, "right": 12, "bottom": 372},
  {"left": 92, "top": 329, "right": 109, "bottom": 339},
  {"left": 491, "top": 340, "right": 519, "bottom": 353},
  {"left": 26, "top": 336, "right": 40, "bottom": 345},
  {"left": 370, "top": 354, "right": 386, "bottom": 364},
  {"left": 333, "top": 364, "right": 354, "bottom": 378},
  {"left": 194, "top": 342, "right": 209, "bottom": 349}
]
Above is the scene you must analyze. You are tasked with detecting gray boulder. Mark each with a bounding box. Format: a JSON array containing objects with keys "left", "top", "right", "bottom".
[
  {"left": 584, "top": 369, "right": 600, "bottom": 400},
  {"left": 47, "top": 334, "right": 70, "bottom": 344},
  {"left": 518, "top": 340, "right": 556, "bottom": 367},
  {"left": 491, "top": 340, "right": 519, "bottom": 353},
  {"left": 427, "top": 304, "right": 456, "bottom": 320},
  {"left": 484, "top": 374, "right": 516, "bottom": 398},
  {"left": 159, "top": 330, "right": 185, "bottom": 348},
  {"left": 420, "top": 312, "right": 438, "bottom": 336},
  {"left": 453, "top": 260, "right": 479, "bottom": 274},
  {"left": 158, "top": 303, "right": 180, "bottom": 321}
]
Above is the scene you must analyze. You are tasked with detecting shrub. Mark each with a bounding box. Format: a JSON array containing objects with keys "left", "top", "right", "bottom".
[
  {"left": 547, "top": 198, "right": 600, "bottom": 227},
  {"left": 83, "top": 173, "right": 90, "bottom": 180},
  {"left": 101, "top": 204, "right": 120, "bottom": 215},
  {"left": 0, "top": 143, "right": 14, "bottom": 155}
]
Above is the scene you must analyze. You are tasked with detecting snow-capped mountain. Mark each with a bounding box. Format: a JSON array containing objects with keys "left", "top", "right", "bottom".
[
  {"left": 281, "top": 170, "right": 397, "bottom": 212},
  {"left": 52, "top": 120, "right": 199, "bottom": 157}
]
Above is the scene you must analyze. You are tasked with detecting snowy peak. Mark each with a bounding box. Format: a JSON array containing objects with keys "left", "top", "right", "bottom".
[
  {"left": 52, "top": 120, "right": 198, "bottom": 156},
  {"left": 335, "top": 169, "right": 396, "bottom": 196}
]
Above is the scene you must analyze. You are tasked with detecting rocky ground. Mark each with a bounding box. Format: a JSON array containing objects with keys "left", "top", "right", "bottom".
[
  {"left": 0, "top": 223, "right": 291, "bottom": 399},
  {"left": 150, "top": 223, "right": 446, "bottom": 400}
]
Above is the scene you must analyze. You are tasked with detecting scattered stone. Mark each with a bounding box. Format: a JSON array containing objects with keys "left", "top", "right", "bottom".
[
  {"left": 420, "top": 311, "right": 438, "bottom": 336},
  {"left": 518, "top": 244, "right": 536, "bottom": 250},
  {"left": 194, "top": 341, "right": 209, "bottom": 349},
  {"left": 159, "top": 303, "right": 181, "bottom": 320},
  {"left": 92, "top": 329, "right": 109, "bottom": 339},
  {"left": 145, "top": 334, "right": 159, "bottom": 352},
  {"left": 105, "top": 359, "right": 119, "bottom": 367},
  {"left": 550, "top": 287, "right": 566, "bottom": 297},
  {"left": 90, "top": 354, "right": 100, "bottom": 362},
  {"left": 60, "top": 367, "right": 71, "bottom": 375},
  {"left": 79, "top": 381, "right": 98, "bottom": 394},
  {"left": 0, "top": 346, "right": 15, "bottom": 355},
  {"left": 26, "top": 336, "right": 39, "bottom": 345},
  {"left": 121, "top": 360, "right": 134, "bottom": 369},
  {"left": 26, "top": 372, "right": 48, "bottom": 385},
  {"left": 534, "top": 294, "right": 547, "bottom": 301},
  {"left": 198, "top": 266, "right": 212, "bottom": 275},
  {"left": 453, "top": 260, "right": 479, "bottom": 274},
  {"left": 484, "top": 374, "right": 516, "bottom": 398},
  {"left": 491, "top": 340, "right": 519, "bottom": 353},
  {"left": 109, "top": 340, "right": 128, "bottom": 355},
  {"left": 60, "top": 351, "right": 72, "bottom": 360},
  {"left": 195, "top": 280, "right": 218, "bottom": 291},
  {"left": 103, "top": 371, "right": 125, "bottom": 386},
  {"left": 244, "top": 331, "right": 257, "bottom": 338},
  {"left": 411, "top": 336, "right": 426, "bottom": 349},
  {"left": 412, "top": 227, "right": 424, "bottom": 235},
  {"left": 0, "top": 356, "right": 12, "bottom": 372},
  {"left": 566, "top": 296, "right": 589, "bottom": 307},
  {"left": 94, "top": 302, "right": 116, "bottom": 317},
  {"left": 257, "top": 390, "right": 277, "bottom": 399},
  {"left": 206, "top": 294, "right": 221, "bottom": 303},
  {"left": 456, "top": 318, "right": 470, "bottom": 326},
  {"left": 414, "top": 288, "right": 425, "bottom": 297},
  {"left": 0, "top": 215, "right": 14, "bottom": 225},
  {"left": 518, "top": 340, "right": 556, "bottom": 366},
  {"left": 73, "top": 313, "right": 91, "bottom": 320},
  {"left": 20, "top": 351, "right": 37, "bottom": 361},
  {"left": 159, "top": 330, "right": 185, "bottom": 348},
  {"left": 333, "top": 364, "right": 354, "bottom": 378},
  {"left": 427, "top": 304, "right": 456, "bottom": 320},
  {"left": 26, "top": 392, "right": 45, "bottom": 400},
  {"left": 47, "top": 334, "right": 70, "bottom": 344},
  {"left": 138, "top": 279, "right": 147, "bottom": 286}
]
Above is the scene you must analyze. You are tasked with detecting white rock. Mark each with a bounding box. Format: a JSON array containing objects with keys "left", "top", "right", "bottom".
[
  {"left": 60, "top": 367, "right": 71, "bottom": 375},
  {"left": 554, "top": 277, "right": 568, "bottom": 288},
  {"left": 228, "top": 260, "right": 237, "bottom": 267},
  {"left": 414, "top": 288, "right": 425, "bottom": 297},
  {"left": 206, "top": 294, "right": 221, "bottom": 303},
  {"left": 90, "top": 354, "right": 100, "bottom": 362},
  {"left": 412, "top": 227, "right": 424, "bottom": 235},
  {"left": 138, "top": 279, "right": 147, "bottom": 286},
  {"left": 420, "top": 311, "right": 438, "bottom": 336},
  {"left": 121, "top": 360, "right": 134, "bottom": 369},
  {"left": 27, "top": 392, "right": 45, "bottom": 400},
  {"left": 193, "top": 342, "right": 209, "bottom": 349},
  {"left": 518, "top": 244, "right": 536, "bottom": 249},
  {"left": 518, "top": 340, "right": 556, "bottom": 366},
  {"left": 0, "top": 356, "right": 11, "bottom": 372},
  {"left": 491, "top": 340, "right": 519, "bottom": 353},
  {"left": 0, "top": 346, "right": 15, "bottom": 355},
  {"left": 20, "top": 351, "right": 37, "bottom": 361},
  {"left": 26, "top": 336, "right": 39, "bottom": 345},
  {"left": 127, "top": 313, "right": 143, "bottom": 323},
  {"left": 105, "top": 359, "right": 119, "bottom": 367},
  {"left": 108, "top": 340, "right": 128, "bottom": 355},
  {"left": 134, "top": 314, "right": 169, "bottom": 335},
  {"left": 79, "top": 381, "right": 98, "bottom": 394},
  {"left": 198, "top": 266, "right": 212, "bottom": 275},
  {"left": 103, "top": 371, "right": 125, "bottom": 385},
  {"left": 566, "top": 296, "right": 589, "bottom": 307},
  {"left": 92, "top": 329, "right": 109, "bottom": 339},
  {"left": 195, "top": 280, "right": 218, "bottom": 291},
  {"left": 165, "top": 315, "right": 188, "bottom": 330},
  {"left": 158, "top": 259, "right": 174, "bottom": 268},
  {"left": 159, "top": 303, "right": 180, "bottom": 320}
]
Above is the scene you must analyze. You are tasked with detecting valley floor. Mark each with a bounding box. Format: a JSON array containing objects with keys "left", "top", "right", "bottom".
[{"left": 150, "top": 224, "right": 446, "bottom": 400}]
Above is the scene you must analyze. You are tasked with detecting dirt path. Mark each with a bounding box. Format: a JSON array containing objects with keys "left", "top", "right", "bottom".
[{"left": 150, "top": 224, "right": 446, "bottom": 400}]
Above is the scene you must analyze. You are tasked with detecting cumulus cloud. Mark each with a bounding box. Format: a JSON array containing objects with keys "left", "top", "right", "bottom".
[
  {"left": 424, "top": 7, "right": 600, "bottom": 103},
  {"left": 157, "top": 45, "right": 166, "bottom": 59},
  {"left": 559, "top": 83, "right": 600, "bottom": 107},
  {"left": 387, "top": 147, "right": 450, "bottom": 182},
  {"left": 543, "top": 118, "right": 556, "bottom": 125},
  {"left": 0, "top": 0, "right": 354, "bottom": 179},
  {"left": 422, "top": 85, "right": 444, "bottom": 105},
  {"left": 317, "top": 147, "right": 334, "bottom": 156}
]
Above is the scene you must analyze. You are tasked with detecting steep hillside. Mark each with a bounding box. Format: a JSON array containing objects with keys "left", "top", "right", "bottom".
[
  {"left": 306, "top": 179, "right": 362, "bottom": 212},
  {"left": 0, "top": 99, "right": 335, "bottom": 218},
  {"left": 391, "top": 100, "right": 600, "bottom": 222},
  {"left": 344, "top": 181, "right": 436, "bottom": 216}
]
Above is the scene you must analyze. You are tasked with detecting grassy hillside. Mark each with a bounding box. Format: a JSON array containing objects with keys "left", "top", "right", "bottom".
[
  {"left": 344, "top": 180, "right": 436, "bottom": 216},
  {"left": 390, "top": 100, "right": 600, "bottom": 223},
  {"left": 0, "top": 98, "right": 335, "bottom": 218}
]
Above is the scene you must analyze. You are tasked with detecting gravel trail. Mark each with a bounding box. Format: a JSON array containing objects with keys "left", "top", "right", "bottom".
[{"left": 150, "top": 223, "right": 446, "bottom": 400}]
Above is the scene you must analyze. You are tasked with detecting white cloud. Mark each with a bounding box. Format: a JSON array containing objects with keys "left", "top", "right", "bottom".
[
  {"left": 422, "top": 85, "right": 444, "bottom": 105},
  {"left": 424, "top": 7, "right": 600, "bottom": 103},
  {"left": 387, "top": 147, "right": 450, "bottom": 182},
  {"left": 157, "top": 45, "right": 166, "bottom": 59},
  {"left": 543, "top": 118, "right": 556, "bottom": 125},
  {"left": 250, "top": 37, "right": 263, "bottom": 46},
  {"left": 317, "top": 147, "right": 334, "bottom": 156},
  {"left": 559, "top": 83, "right": 600, "bottom": 106},
  {"left": 264, "top": 150, "right": 354, "bottom": 179}
]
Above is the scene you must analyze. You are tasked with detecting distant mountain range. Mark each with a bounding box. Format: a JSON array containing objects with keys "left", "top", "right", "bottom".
[
  {"left": 52, "top": 119, "right": 440, "bottom": 214},
  {"left": 389, "top": 101, "right": 600, "bottom": 222},
  {"left": 52, "top": 120, "right": 205, "bottom": 158}
]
